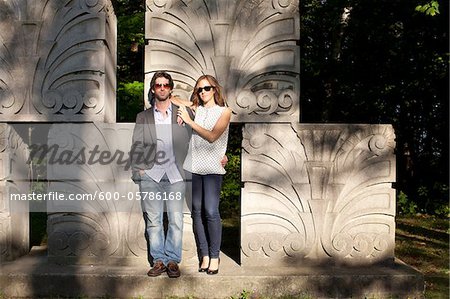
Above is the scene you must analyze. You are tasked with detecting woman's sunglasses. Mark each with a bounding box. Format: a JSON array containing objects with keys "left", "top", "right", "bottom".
[{"left": 197, "top": 86, "right": 214, "bottom": 94}]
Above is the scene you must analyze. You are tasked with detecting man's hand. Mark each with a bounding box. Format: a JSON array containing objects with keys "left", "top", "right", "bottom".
[
  {"left": 221, "top": 155, "right": 228, "bottom": 167},
  {"left": 177, "top": 115, "right": 184, "bottom": 126}
]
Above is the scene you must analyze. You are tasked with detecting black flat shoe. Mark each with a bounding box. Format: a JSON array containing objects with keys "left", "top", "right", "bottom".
[{"left": 206, "top": 258, "right": 220, "bottom": 275}]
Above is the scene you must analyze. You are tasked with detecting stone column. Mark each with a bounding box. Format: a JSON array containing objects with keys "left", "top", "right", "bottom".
[{"left": 0, "top": 0, "right": 117, "bottom": 263}]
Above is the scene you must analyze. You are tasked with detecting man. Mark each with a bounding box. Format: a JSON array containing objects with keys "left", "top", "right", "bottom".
[{"left": 131, "top": 71, "right": 190, "bottom": 278}]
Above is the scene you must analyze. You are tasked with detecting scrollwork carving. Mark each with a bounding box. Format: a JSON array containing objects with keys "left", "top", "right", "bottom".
[
  {"left": 147, "top": 0, "right": 173, "bottom": 11},
  {"left": 242, "top": 232, "right": 308, "bottom": 260},
  {"left": 47, "top": 213, "right": 118, "bottom": 259},
  {"left": 369, "top": 134, "right": 390, "bottom": 156},
  {"left": 145, "top": 0, "right": 299, "bottom": 122},
  {"left": 272, "top": 0, "right": 297, "bottom": 11},
  {"left": 0, "top": 0, "right": 115, "bottom": 121},
  {"left": 80, "top": 0, "right": 106, "bottom": 12},
  {"left": 242, "top": 124, "right": 396, "bottom": 266}
]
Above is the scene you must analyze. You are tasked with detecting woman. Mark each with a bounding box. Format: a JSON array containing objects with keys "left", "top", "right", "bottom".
[{"left": 177, "top": 75, "right": 231, "bottom": 275}]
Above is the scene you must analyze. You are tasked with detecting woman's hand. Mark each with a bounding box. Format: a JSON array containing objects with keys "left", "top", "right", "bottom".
[
  {"left": 177, "top": 105, "right": 193, "bottom": 126},
  {"left": 170, "top": 95, "right": 193, "bottom": 125}
]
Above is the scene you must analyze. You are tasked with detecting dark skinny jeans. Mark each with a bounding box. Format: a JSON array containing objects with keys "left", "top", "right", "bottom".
[{"left": 191, "top": 173, "right": 223, "bottom": 259}]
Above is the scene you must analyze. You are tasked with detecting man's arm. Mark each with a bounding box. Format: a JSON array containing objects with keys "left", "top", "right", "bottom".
[{"left": 130, "top": 113, "right": 146, "bottom": 182}]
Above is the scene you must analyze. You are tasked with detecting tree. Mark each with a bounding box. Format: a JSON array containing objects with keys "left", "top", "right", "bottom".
[
  {"left": 111, "top": 0, "right": 145, "bottom": 122},
  {"left": 301, "top": 0, "right": 449, "bottom": 214}
]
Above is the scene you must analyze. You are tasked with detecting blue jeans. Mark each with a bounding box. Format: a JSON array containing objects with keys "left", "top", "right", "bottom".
[
  {"left": 191, "top": 173, "right": 223, "bottom": 259},
  {"left": 139, "top": 174, "right": 185, "bottom": 266}
]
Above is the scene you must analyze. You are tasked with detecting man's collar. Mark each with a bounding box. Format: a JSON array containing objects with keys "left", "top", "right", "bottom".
[{"left": 154, "top": 102, "right": 172, "bottom": 113}]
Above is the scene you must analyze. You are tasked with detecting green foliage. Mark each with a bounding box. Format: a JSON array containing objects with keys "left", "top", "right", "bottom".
[
  {"left": 221, "top": 124, "right": 243, "bottom": 218},
  {"left": 397, "top": 191, "right": 418, "bottom": 215},
  {"left": 116, "top": 11, "right": 144, "bottom": 82},
  {"left": 117, "top": 81, "right": 144, "bottom": 122},
  {"left": 396, "top": 215, "right": 449, "bottom": 297},
  {"left": 416, "top": 1, "right": 440, "bottom": 16},
  {"left": 230, "top": 290, "right": 253, "bottom": 299},
  {"left": 221, "top": 153, "right": 241, "bottom": 217},
  {"left": 29, "top": 156, "right": 48, "bottom": 246},
  {"left": 416, "top": 183, "right": 449, "bottom": 216},
  {"left": 112, "top": 0, "right": 145, "bottom": 122},
  {"left": 301, "top": 0, "right": 449, "bottom": 215}
]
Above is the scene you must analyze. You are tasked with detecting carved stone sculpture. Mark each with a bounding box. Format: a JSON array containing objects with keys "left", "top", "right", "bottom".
[
  {"left": 241, "top": 123, "right": 396, "bottom": 266},
  {"left": 0, "top": 0, "right": 117, "bottom": 122},
  {"left": 43, "top": 123, "right": 196, "bottom": 265},
  {"left": 145, "top": 0, "right": 300, "bottom": 122}
]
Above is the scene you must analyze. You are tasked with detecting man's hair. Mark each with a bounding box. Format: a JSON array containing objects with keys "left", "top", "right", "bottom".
[{"left": 148, "top": 71, "right": 174, "bottom": 106}]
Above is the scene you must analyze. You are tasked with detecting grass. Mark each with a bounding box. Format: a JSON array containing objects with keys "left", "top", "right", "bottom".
[
  {"left": 221, "top": 213, "right": 450, "bottom": 299},
  {"left": 395, "top": 214, "right": 449, "bottom": 298}
]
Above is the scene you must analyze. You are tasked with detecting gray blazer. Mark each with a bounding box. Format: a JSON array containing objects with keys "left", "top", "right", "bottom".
[{"left": 130, "top": 104, "right": 192, "bottom": 183}]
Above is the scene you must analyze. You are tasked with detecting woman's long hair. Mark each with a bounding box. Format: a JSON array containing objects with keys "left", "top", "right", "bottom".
[{"left": 190, "top": 75, "right": 226, "bottom": 107}]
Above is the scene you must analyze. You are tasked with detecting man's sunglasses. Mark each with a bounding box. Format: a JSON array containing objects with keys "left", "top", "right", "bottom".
[
  {"left": 154, "top": 83, "right": 171, "bottom": 90},
  {"left": 197, "top": 86, "right": 214, "bottom": 93}
]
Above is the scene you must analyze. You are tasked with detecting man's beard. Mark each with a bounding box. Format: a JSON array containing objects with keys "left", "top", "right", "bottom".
[{"left": 156, "top": 93, "right": 170, "bottom": 101}]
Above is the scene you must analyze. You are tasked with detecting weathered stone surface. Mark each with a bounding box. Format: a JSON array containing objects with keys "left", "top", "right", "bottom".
[
  {"left": 0, "top": 247, "right": 424, "bottom": 299},
  {"left": 241, "top": 123, "right": 396, "bottom": 266},
  {"left": 0, "top": 0, "right": 117, "bottom": 122},
  {"left": 0, "top": 124, "right": 30, "bottom": 263},
  {"left": 41, "top": 123, "right": 196, "bottom": 265},
  {"left": 145, "top": 0, "right": 300, "bottom": 122}
]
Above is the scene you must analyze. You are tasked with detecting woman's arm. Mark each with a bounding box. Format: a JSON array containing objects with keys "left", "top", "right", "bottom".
[
  {"left": 178, "top": 106, "right": 231, "bottom": 143},
  {"left": 170, "top": 95, "right": 192, "bottom": 108},
  {"left": 170, "top": 96, "right": 194, "bottom": 125}
]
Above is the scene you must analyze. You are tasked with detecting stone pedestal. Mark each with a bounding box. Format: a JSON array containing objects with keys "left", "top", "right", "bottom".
[{"left": 0, "top": 246, "right": 424, "bottom": 299}]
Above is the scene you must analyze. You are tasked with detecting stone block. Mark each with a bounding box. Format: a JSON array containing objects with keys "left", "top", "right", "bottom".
[
  {"left": 0, "top": 124, "right": 30, "bottom": 263},
  {"left": 241, "top": 123, "right": 396, "bottom": 266},
  {"left": 144, "top": 0, "right": 300, "bottom": 122},
  {"left": 0, "top": 0, "right": 117, "bottom": 122},
  {"left": 31, "top": 123, "right": 197, "bottom": 265}
]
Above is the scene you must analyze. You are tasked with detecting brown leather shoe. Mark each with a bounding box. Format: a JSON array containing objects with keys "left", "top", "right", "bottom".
[
  {"left": 166, "top": 261, "right": 181, "bottom": 278},
  {"left": 147, "top": 260, "right": 166, "bottom": 277}
]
